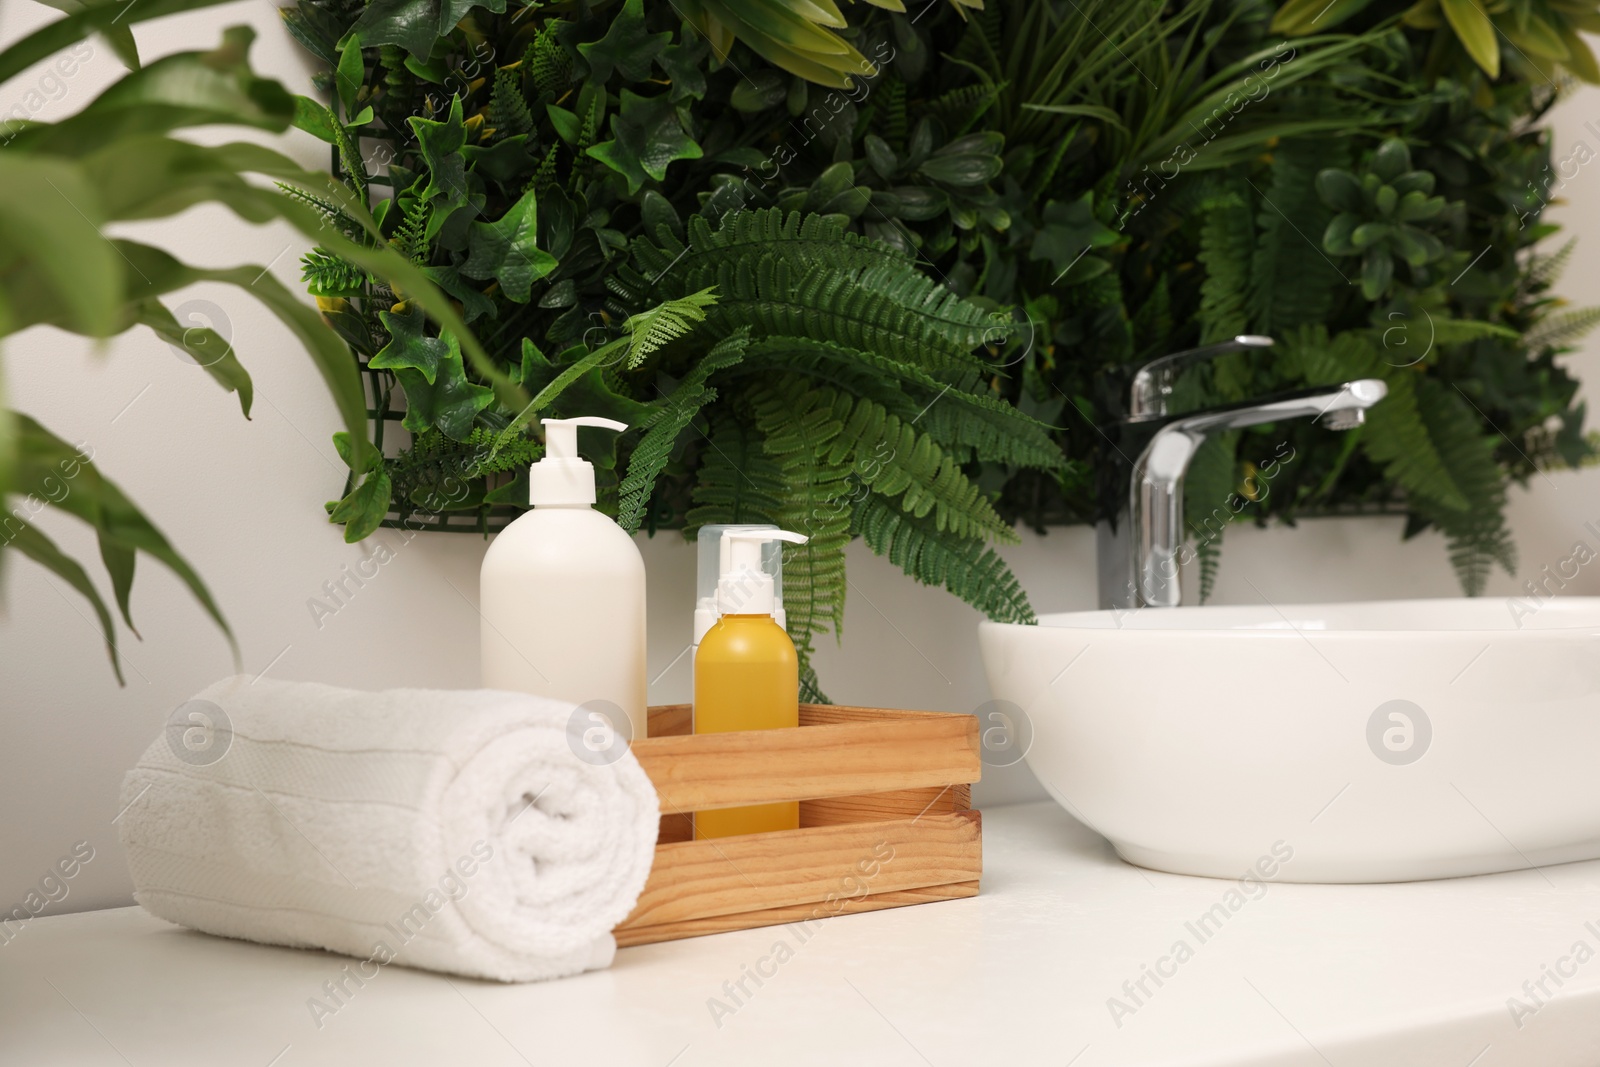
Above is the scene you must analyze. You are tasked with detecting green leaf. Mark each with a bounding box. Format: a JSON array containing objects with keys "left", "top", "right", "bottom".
[
  {"left": 0, "top": 155, "right": 119, "bottom": 338},
  {"left": 110, "top": 240, "right": 371, "bottom": 469},
  {"left": 916, "top": 153, "right": 1002, "bottom": 186},
  {"left": 292, "top": 95, "right": 340, "bottom": 144},
  {"left": 350, "top": 0, "right": 508, "bottom": 59},
  {"left": 133, "top": 299, "right": 253, "bottom": 417},
  {"left": 409, "top": 95, "right": 470, "bottom": 208},
  {"left": 1361, "top": 250, "right": 1393, "bottom": 299},
  {"left": 1316, "top": 169, "right": 1363, "bottom": 212},
  {"left": 546, "top": 104, "right": 580, "bottom": 144},
  {"left": 328, "top": 469, "right": 392, "bottom": 542},
  {"left": 10, "top": 26, "right": 293, "bottom": 157},
  {"left": 586, "top": 90, "right": 703, "bottom": 195},
  {"left": 15, "top": 414, "right": 236, "bottom": 663},
  {"left": 1371, "top": 138, "right": 1412, "bottom": 184},
  {"left": 395, "top": 331, "right": 494, "bottom": 441},
  {"left": 335, "top": 32, "right": 364, "bottom": 116},
  {"left": 1439, "top": 0, "right": 1500, "bottom": 76},
  {"left": 8, "top": 523, "right": 123, "bottom": 685},
  {"left": 459, "top": 187, "right": 557, "bottom": 302},
  {"left": 371, "top": 304, "right": 449, "bottom": 384},
  {"left": 1270, "top": 0, "right": 1378, "bottom": 34},
  {"left": 1030, "top": 193, "right": 1119, "bottom": 277},
  {"left": 0, "top": 0, "right": 241, "bottom": 86},
  {"left": 578, "top": 0, "right": 670, "bottom": 83}
]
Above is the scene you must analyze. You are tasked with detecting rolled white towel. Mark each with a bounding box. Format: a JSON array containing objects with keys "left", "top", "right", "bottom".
[{"left": 117, "top": 676, "right": 658, "bottom": 982}]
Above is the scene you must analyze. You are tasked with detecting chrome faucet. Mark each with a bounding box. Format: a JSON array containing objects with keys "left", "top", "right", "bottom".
[{"left": 1097, "top": 336, "right": 1388, "bottom": 610}]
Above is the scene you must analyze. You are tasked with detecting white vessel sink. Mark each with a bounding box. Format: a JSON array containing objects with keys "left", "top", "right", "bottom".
[{"left": 979, "top": 597, "right": 1600, "bottom": 882}]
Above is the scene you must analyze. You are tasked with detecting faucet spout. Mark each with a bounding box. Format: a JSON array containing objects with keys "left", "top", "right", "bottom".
[{"left": 1101, "top": 374, "right": 1388, "bottom": 611}]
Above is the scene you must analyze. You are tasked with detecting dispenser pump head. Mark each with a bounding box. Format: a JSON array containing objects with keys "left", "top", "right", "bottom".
[
  {"left": 529, "top": 417, "right": 627, "bottom": 506},
  {"left": 718, "top": 529, "right": 807, "bottom": 616}
]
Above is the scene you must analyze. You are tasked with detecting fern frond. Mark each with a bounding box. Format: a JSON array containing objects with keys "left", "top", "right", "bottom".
[
  {"left": 732, "top": 337, "right": 1065, "bottom": 469},
  {"left": 1410, "top": 378, "right": 1515, "bottom": 594},
  {"left": 390, "top": 196, "right": 432, "bottom": 263},
  {"left": 1249, "top": 139, "right": 1345, "bottom": 333},
  {"left": 748, "top": 381, "right": 854, "bottom": 644},
  {"left": 1197, "top": 177, "right": 1253, "bottom": 344},
  {"left": 852, "top": 496, "right": 1035, "bottom": 623},
  {"left": 622, "top": 286, "right": 719, "bottom": 367},
  {"left": 1522, "top": 238, "right": 1574, "bottom": 292},
  {"left": 686, "top": 409, "right": 785, "bottom": 530},
  {"left": 525, "top": 22, "right": 572, "bottom": 98},
  {"left": 927, "top": 80, "right": 1006, "bottom": 136},
  {"left": 1525, "top": 306, "right": 1600, "bottom": 352},
  {"left": 531, "top": 141, "right": 561, "bottom": 192},
  {"left": 876, "top": 77, "right": 907, "bottom": 146},
  {"left": 820, "top": 386, "right": 1018, "bottom": 542},
  {"left": 1282, "top": 326, "right": 1469, "bottom": 512},
  {"left": 301, "top": 248, "right": 366, "bottom": 297},
  {"left": 617, "top": 330, "right": 748, "bottom": 532},
  {"left": 622, "top": 210, "right": 1009, "bottom": 375},
  {"left": 276, "top": 182, "right": 364, "bottom": 240},
  {"left": 488, "top": 66, "right": 534, "bottom": 138}
]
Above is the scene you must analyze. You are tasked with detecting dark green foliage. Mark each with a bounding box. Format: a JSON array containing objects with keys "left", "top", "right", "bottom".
[{"left": 284, "top": 1, "right": 1063, "bottom": 686}]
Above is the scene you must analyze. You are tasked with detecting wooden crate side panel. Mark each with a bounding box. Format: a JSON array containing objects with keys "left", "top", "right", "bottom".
[
  {"left": 631, "top": 717, "right": 979, "bottom": 812},
  {"left": 648, "top": 705, "right": 692, "bottom": 737},
  {"left": 615, "top": 881, "right": 980, "bottom": 948},
  {"left": 618, "top": 810, "right": 981, "bottom": 929}
]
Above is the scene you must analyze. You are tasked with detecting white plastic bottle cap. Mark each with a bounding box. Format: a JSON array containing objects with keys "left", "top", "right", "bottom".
[
  {"left": 528, "top": 416, "right": 627, "bottom": 506},
  {"left": 718, "top": 529, "right": 807, "bottom": 616}
]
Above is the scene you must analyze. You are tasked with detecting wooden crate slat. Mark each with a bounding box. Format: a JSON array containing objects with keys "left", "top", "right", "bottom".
[
  {"left": 800, "top": 783, "right": 970, "bottom": 827},
  {"left": 618, "top": 810, "right": 981, "bottom": 930},
  {"left": 631, "top": 716, "right": 979, "bottom": 812},
  {"left": 657, "top": 784, "right": 970, "bottom": 843},
  {"left": 798, "top": 704, "right": 953, "bottom": 725},
  {"left": 615, "top": 880, "right": 979, "bottom": 948}
]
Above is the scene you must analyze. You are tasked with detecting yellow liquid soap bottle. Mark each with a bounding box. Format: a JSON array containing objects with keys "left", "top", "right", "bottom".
[{"left": 693, "top": 528, "right": 809, "bottom": 839}]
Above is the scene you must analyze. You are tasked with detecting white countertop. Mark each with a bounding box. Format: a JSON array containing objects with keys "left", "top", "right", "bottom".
[{"left": 5, "top": 801, "right": 1600, "bottom": 1067}]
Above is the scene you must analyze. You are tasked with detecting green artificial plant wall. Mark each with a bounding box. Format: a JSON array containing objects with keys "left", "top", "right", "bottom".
[{"left": 286, "top": 0, "right": 1598, "bottom": 694}]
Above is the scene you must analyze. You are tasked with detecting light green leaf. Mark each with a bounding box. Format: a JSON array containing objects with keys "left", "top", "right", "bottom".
[
  {"left": 460, "top": 187, "right": 557, "bottom": 302},
  {"left": 1439, "top": 0, "right": 1500, "bottom": 77}
]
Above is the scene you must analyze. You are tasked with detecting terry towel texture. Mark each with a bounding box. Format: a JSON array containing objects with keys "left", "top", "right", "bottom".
[{"left": 117, "top": 676, "right": 659, "bottom": 982}]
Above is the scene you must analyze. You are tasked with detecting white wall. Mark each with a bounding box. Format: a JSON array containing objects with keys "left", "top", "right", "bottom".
[{"left": 4, "top": 1, "right": 1600, "bottom": 917}]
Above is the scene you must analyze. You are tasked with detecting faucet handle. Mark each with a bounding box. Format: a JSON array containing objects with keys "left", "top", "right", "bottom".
[{"left": 1127, "top": 335, "right": 1275, "bottom": 422}]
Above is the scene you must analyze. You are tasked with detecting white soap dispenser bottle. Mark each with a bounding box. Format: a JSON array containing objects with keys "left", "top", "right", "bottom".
[{"left": 480, "top": 416, "right": 647, "bottom": 743}]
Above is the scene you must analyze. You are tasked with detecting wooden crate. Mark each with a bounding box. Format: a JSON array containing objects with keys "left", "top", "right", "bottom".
[{"left": 614, "top": 704, "right": 983, "bottom": 948}]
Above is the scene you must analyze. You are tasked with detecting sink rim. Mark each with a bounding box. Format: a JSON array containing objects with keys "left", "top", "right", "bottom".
[{"left": 986, "top": 595, "right": 1600, "bottom": 635}]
